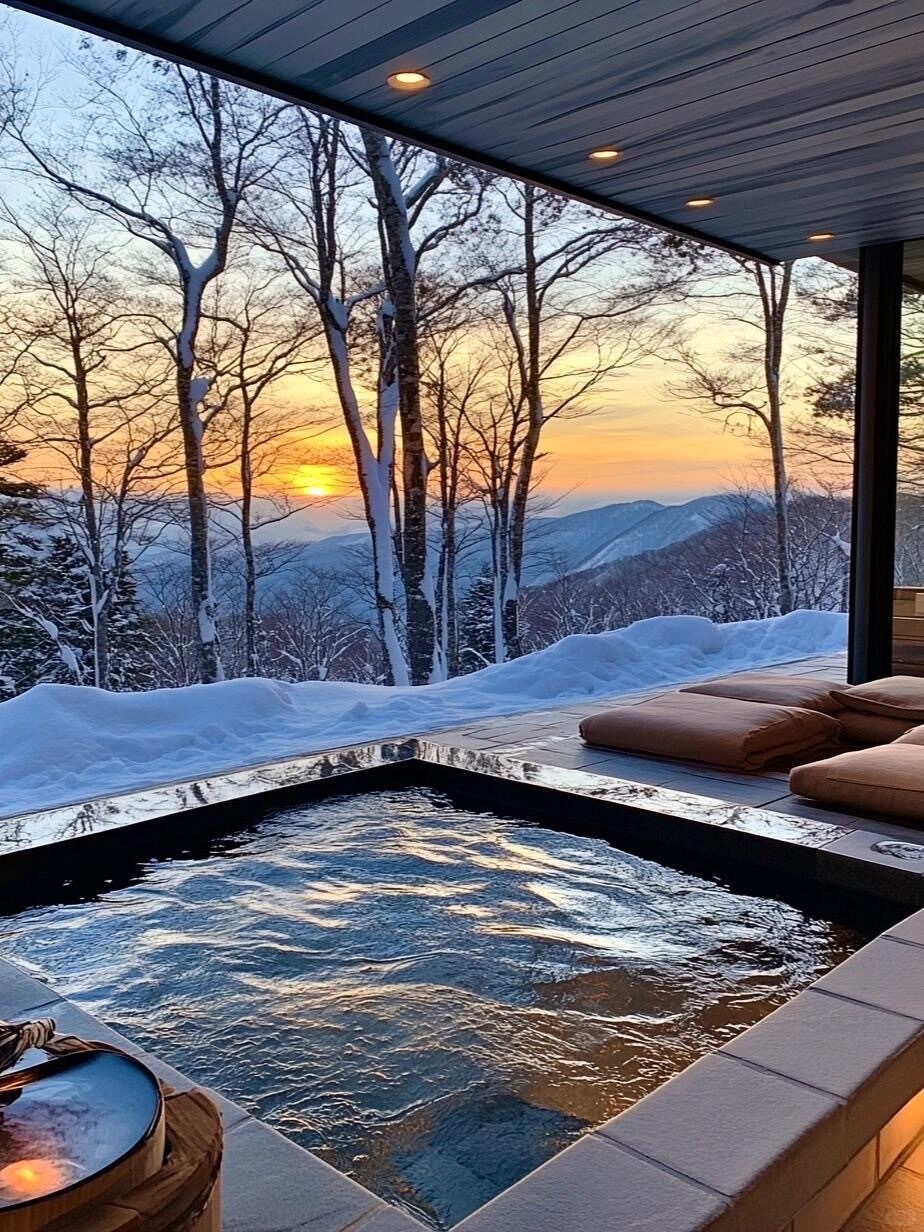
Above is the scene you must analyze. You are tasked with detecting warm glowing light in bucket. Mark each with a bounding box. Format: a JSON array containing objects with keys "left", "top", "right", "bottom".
[{"left": 0, "top": 1158, "right": 74, "bottom": 1199}]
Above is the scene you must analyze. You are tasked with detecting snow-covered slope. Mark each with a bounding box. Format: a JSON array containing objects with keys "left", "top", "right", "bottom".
[
  {"left": 0, "top": 610, "right": 846, "bottom": 818},
  {"left": 525, "top": 500, "right": 662, "bottom": 580},
  {"left": 573, "top": 495, "right": 737, "bottom": 573},
  {"left": 228, "top": 496, "right": 738, "bottom": 599}
]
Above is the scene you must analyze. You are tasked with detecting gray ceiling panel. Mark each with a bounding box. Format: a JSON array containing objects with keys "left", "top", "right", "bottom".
[{"left": 8, "top": 0, "right": 924, "bottom": 262}]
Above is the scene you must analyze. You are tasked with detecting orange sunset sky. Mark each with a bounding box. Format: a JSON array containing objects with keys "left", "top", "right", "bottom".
[
  {"left": 268, "top": 355, "right": 819, "bottom": 526},
  {"left": 3, "top": 14, "right": 850, "bottom": 528}
]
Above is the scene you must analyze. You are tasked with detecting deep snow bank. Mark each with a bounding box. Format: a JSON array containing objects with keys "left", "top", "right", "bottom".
[{"left": 0, "top": 610, "right": 846, "bottom": 817}]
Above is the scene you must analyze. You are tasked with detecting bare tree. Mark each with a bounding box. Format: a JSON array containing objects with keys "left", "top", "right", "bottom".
[
  {"left": 420, "top": 319, "right": 492, "bottom": 675},
  {"left": 261, "top": 566, "right": 371, "bottom": 682},
  {"left": 200, "top": 273, "right": 326, "bottom": 675},
  {"left": 360, "top": 128, "right": 437, "bottom": 683},
  {"left": 2, "top": 55, "right": 292, "bottom": 681},
  {"left": 256, "top": 114, "right": 488, "bottom": 683},
  {"left": 256, "top": 114, "right": 411, "bottom": 683},
  {"left": 458, "top": 184, "right": 662, "bottom": 660},
  {"left": 666, "top": 258, "right": 796, "bottom": 614},
  {"left": 0, "top": 200, "right": 175, "bottom": 687}
]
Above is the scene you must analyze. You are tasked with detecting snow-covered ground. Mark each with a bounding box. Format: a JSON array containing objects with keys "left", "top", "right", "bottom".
[{"left": 0, "top": 611, "right": 847, "bottom": 818}]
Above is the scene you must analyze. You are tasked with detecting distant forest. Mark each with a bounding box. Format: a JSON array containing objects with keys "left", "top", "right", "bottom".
[{"left": 0, "top": 24, "right": 921, "bottom": 697}]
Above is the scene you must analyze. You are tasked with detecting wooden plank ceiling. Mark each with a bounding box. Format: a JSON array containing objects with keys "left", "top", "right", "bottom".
[{"left": 11, "top": 0, "right": 924, "bottom": 263}]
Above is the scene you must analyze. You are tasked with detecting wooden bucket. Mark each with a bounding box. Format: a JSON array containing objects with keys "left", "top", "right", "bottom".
[{"left": 0, "top": 1038, "right": 221, "bottom": 1232}]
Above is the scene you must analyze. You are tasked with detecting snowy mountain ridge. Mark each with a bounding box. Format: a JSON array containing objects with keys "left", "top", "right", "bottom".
[
  {"left": 284, "top": 493, "right": 741, "bottom": 585},
  {"left": 527, "top": 494, "right": 738, "bottom": 580}
]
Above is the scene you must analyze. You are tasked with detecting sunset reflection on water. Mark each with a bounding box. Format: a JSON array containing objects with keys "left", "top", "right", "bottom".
[{"left": 0, "top": 788, "right": 868, "bottom": 1228}]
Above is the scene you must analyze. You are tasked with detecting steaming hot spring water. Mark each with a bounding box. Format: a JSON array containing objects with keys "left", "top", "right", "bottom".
[{"left": 0, "top": 786, "right": 874, "bottom": 1228}]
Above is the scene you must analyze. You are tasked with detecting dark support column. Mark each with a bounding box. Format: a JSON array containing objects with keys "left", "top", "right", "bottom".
[{"left": 848, "top": 241, "right": 904, "bottom": 683}]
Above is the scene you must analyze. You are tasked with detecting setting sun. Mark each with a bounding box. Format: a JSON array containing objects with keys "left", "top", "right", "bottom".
[{"left": 289, "top": 462, "right": 347, "bottom": 499}]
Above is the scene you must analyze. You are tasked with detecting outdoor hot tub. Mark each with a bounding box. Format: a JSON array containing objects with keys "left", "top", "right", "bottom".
[{"left": 0, "top": 766, "right": 890, "bottom": 1231}]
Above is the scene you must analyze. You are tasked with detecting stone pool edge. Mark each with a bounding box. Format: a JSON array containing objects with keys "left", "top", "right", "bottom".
[
  {"left": 0, "top": 956, "right": 428, "bottom": 1232},
  {"left": 5, "top": 917, "right": 924, "bottom": 1232},
  {"left": 3, "top": 736, "right": 923, "bottom": 907},
  {"left": 3, "top": 742, "right": 924, "bottom": 1231}
]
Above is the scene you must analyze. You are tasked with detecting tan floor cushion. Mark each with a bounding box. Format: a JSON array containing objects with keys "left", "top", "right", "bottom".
[
  {"left": 893, "top": 725, "right": 924, "bottom": 746},
  {"left": 680, "top": 672, "right": 842, "bottom": 713},
  {"left": 580, "top": 693, "right": 842, "bottom": 770},
  {"left": 790, "top": 744, "right": 924, "bottom": 823},
  {"left": 836, "top": 709, "right": 917, "bottom": 746},
  {"left": 831, "top": 675, "right": 924, "bottom": 723}
]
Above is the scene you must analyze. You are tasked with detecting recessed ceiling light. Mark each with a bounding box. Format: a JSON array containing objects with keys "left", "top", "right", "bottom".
[
  {"left": 588, "top": 148, "right": 622, "bottom": 162},
  {"left": 808, "top": 231, "right": 834, "bottom": 242},
  {"left": 387, "top": 70, "right": 431, "bottom": 91},
  {"left": 686, "top": 197, "right": 715, "bottom": 208}
]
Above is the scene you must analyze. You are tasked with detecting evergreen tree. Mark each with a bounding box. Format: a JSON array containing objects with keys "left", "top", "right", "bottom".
[
  {"left": 0, "top": 439, "right": 75, "bottom": 695},
  {"left": 104, "top": 553, "right": 158, "bottom": 692},
  {"left": 0, "top": 439, "right": 153, "bottom": 695},
  {"left": 457, "top": 569, "right": 497, "bottom": 675}
]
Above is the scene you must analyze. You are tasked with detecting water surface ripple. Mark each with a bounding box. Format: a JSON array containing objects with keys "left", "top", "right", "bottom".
[{"left": 0, "top": 788, "right": 866, "bottom": 1228}]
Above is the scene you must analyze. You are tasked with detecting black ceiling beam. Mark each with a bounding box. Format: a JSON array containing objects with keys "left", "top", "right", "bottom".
[{"left": 4, "top": 0, "right": 778, "bottom": 266}]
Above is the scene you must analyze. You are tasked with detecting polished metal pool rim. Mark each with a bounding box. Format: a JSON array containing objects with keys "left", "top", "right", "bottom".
[
  {"left": 0, "top": 743, "right": 922, "bottom": 1232},
  {"left": 0, "top": 738, "right": 921, "bottom": 910}
]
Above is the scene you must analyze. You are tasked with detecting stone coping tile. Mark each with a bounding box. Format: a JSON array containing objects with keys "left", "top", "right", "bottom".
[
  {"left": 813, "top": 936, "right": 924, "bottom": 1020},
  {"left": 654, "top": 772, "right": 790, "bottom": 807},
  {"left": 850, "top": 815, "right": 924, "bottom": 842},
  {"left": 767, "top": 796, "right": 865, "bottom": 826},
  {"left": 350, "top": 1208, "right": 430, "bottom": 1231},
  {"left": 597, "top": 1051, "right": 845, "bottom": 1232},
  {"left": 671, "top": 762, "right": 790, "bottom": 786},
  {"left": 821, "top": 830, "right": 924, "bottom": 874},
  {"left": 721, "top": 987, "right": 924, "bottom": 1147},
  {"left": 0, "top": 955, "right": 59, "bottom": 1017},
  {"left": 508, "top": 746, "right": 628, "bottom": 770},
  {"left": 221, "top": 1116, "right": 382, "bottom": 1232},
  {"left": 452, "top": 1132, "right": 734, "bottom": 1232},
  {"left": 505, "top": 749, "right": 682, "bottom": 785},
  {"left": 886, "top": 909, "right": 924, "bottom": 946}
]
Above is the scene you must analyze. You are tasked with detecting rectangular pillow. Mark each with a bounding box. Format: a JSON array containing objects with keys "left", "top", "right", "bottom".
[
  {"left": 680, "top": 673, "right": 842, "bottom": 713},
  {"left": 836, "top": 709, "right": 917, "bottom": 747},
  {"left": 790, "top": 745, "right": 924, "bottom": 823},
  {"left": 831, "top": 676, "right": 924, "bottom": 723},
  {"left": 580, "top": 692, "right": 841, "bottom": 770},
  {"left": 893, "top": 724, "right": 924, "bottom": 746}
]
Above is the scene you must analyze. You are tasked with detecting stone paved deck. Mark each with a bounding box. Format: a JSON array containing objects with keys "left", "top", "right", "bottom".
[
  {"left": 844, "top": 1133, "right": 924, "bottom": 1230},
  {"left": 3, "top": 651, "right": 924, "bottom": 1232},
  {"left": 425, "top": 652, "right": 924, "bottom": 849}
]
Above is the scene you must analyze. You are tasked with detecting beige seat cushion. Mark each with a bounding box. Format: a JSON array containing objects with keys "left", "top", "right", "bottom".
[
  {"left": 831, "top": 676, "right": 924, "bottom": 723},
  {"left": 680, "top": 672, "right": 842, "bottom": 713},
  {"left": 790, "top": 744, "right": 924, "bottom": 823},
  {"left": 893, "top": 725, "right": 924, "bottom": 746},
  {"left": 836, "top": 709, "right": 918, "bottom": 746},
  {"left": 580, "top": 692, "right": 841, "bottom": 770}
]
